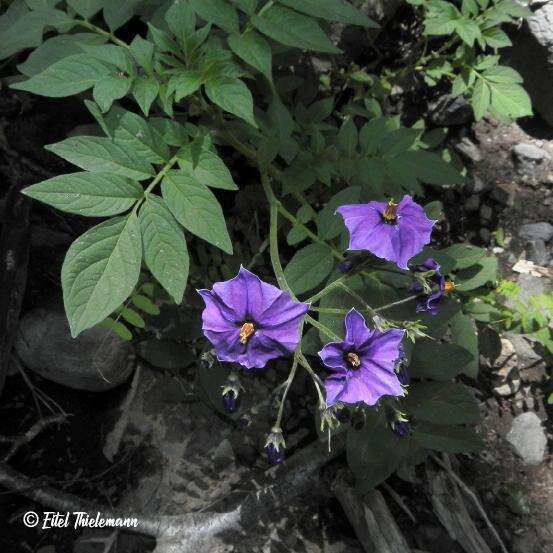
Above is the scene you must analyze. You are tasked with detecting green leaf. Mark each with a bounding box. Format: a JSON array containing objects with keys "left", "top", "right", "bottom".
[
  {"left": 347, "top": 411, "right": 410, "bottom": 492},
  {"left": 168, "top": 70, "right": 203, "bottom": 101},
  {"left": 483, "top": 65, "right": 523, "bottom": 84},
  {"left": 337, "top": 118, "right": 358, "bottom": 157},
  {"left": 489, "top": 81, "right": 532, "bottom": 120},
  {"left": 317, "top": 186, "right": 360, "bottom": 240},
  {"left": 130, "top": 34, "right": 154, "bottom": 74},
  {"left": 104, "top": 1, "right": 142, "bottom": 31},
  {"left": 278, "top": 0, "right": 378, "bottom": 27},
  {"left": 204, "top": 77, "right": 257, "bottom": 127},
  {"left": 62, "top": 215, "right": 142, "bottom": 337},
  {"left": 161, "top": 172, "right": 233, "bottom": 254},
  {"left": 12, "top": 54, "right": 111, "bottom": 97},
  {"left": 409, "top": 340, "right": 474, "bottom": 380},
  {"left": 45, "top": 136, "right": 154, "bottom": 181},
  {"left": 139, "top": 195, "right": 189, "bottom": 304},
  {"left": 406, "top": 382, "right": 480, "bottom": 424},
  {"left": 455, "top": 255, "right": 498, "bottom": 291},
  {"left": 395, "top": 150, "right": 465, "bottom": 186},
  {"left": 106, "top": 108, "right": 170, "bottom": 164},
  {"left": 93, "top": 74, "right": 133, "bottom": 112},
  {"left": 412, "top": 422, "right": 484, "bottom": 454},
  {"left": 482, "top": 27, "right": 511, "bottom": 48},
  {"left": 17, "top": 33, "right": 106, "bottom": 77},
  {"left": 252, "top": 5, "right": 341, "bottom": 54},
  {"left": 80, "top": 44, "right": 133, "bottom": 73},
  {"left": 454, "top": 18, "right": 481, "bottom": 46},
  {"left": 439, "top": 243, "right": 486, "bottom": 270},
  {"left": 284, "top": 243, "right": 335, "bottom": 295},
  {"left": 132, "top": 294, "right": 160, "bottom": 315},
  {"left": 471, "top": 79, "right": 490, "bottom": 121},
  {"left": 132, "top": 75, "right": 159, "bottom": 116},
  {"left": 22, "top": 172, "right": 143, "bottom": 216},
  {"left": 450, "top": 311, "right": 479, "bottom": 378},
  {"left": 98, "top": 318, "right": 133, "bottom": 341},
  {"left": 120, "top": 307, "right": 146, "bottom": 328},
  {"left": 67, "top": 0, "right": 105, "bottom": 19},
  {"left": 165, "top": 0, "right": 196, "bottom": 44},
  {"left": 228, "top": 30, "right": 273, "bottom": 82},
  {"left": 177, "top": 146, "right": 237, "bottom": 191},
  {"left": 233, "top": 0, "right": 258, "bottom": 15},
  {"left": 189, "top": 0, "right": 239, "bottom": 33}
]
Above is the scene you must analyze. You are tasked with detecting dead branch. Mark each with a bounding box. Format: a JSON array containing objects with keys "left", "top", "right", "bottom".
[
  {"left": 1, "top": 414, "right": 67, "bottom": 462},
  {"left": 0, "top": 435, "right": 345, "bottom": 552}
]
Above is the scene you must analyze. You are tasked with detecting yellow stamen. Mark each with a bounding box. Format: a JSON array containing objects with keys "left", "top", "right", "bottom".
[
  {"left": 347, "top": 352, "right": 361, "bottom": 368},
  {"left": 444, "top": 280, "right": 456, "bottom": 294},
  {"left": 239, "top": 322, "right": 255, "bottom": 344},
  {"left": 382, "top": 201, "right": 398, "bottom": 223}
]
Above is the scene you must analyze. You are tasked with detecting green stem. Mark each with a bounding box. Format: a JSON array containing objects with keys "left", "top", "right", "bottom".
[
  {"left": 305, "top": 315, "right": 341, "bottom": 342},
  {"left": 133, "top": 154, "right": 180, "bottom": 214},
  {"left": 373, "top": 294, "right": 419, "bottom": 313},
  {"left": 274, "top": 353, "right": 299, "bottom": 429},
  {"left": 298, "top": 353, "right": 325, "bottom": 405},
  {"left": 74, "top": 19, "right": 130, "bottom": 50}
]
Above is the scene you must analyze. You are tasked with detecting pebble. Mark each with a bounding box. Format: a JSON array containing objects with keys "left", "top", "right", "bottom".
[
  {"left": 430, "top": 95, "right": 473, "bottom": 126},
  {"left": 479, "top": 227, "right": 491, "bottom": 243},
  {"left": 519, "top": 222, "right": 553, "bottom": 242},
  {"left": 454, "top": 137, "right": 483, "bottom": 163},
  {"left": 492, "top": 338, "right": 521, "bottom": 397},
  {"left": 506, "top": 412, "right": 547, "bottom": 466},
  {"left": 464, "top": 175, "right": 490, "bottom": 195}
]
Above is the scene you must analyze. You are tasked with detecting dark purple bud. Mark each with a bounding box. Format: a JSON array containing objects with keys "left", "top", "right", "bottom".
[
  {"left": 397, "top": 366, "right": 411, "bottom": 386},
  {"left": 222, "top": 390, "right": 238, "bottom": 413},
  {"left": 239, "top": 414, "right": 252, "bottom": 428},
  {"left": 392, "top": 421, "right": 411, "bottom": 438},
  {"left": 265, "top": 443, "right": 285, "bottom": 465}
]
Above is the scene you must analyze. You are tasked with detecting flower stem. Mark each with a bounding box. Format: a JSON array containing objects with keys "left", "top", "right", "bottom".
[
  {"left": 298, "top": 353, "right": 325, "bottom": 405},
  {"left": 274, "top": 353, "right": 299, "bottom": 429},
  {"left": 373, "top": 294, "right": 420, "bottom": 313}
]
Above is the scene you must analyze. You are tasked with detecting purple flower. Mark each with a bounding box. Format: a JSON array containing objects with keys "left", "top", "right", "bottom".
[
  {"left": 318, "top": 309, "right": 405, "bottom": 407},
  {"left": 336, "top": 195, "right": 436, "bottom": 270},
  {"left": 412, "top": 258, "right": 455, "bottom": 316},
  {"left": 198, "top": 267, "right": 309, "bottom": 369}
]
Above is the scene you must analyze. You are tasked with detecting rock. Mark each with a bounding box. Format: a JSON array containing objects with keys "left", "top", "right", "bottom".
[
  {"left": 468, "top": 175, "right": 490, "bottom": 195},
  {"left": 510, "top": 4, "right": 553, "bottom": 127},
  {"left": 14, "top": 307, "right": 135, "bottom": 391},
  {"left": 505, "top": 333, "right": 548, "bottom": 382},
  {"left": 506, "top": 273, "right": 553, "bottom": 309},
  {"left": 519, "top": 222, "right": 553, "bottom": 242},
  {"left": 526, "top": 239, "right": 550, "bottom": 265},
  {"left": 454, "top": 137, "right": 483, "bottom": 163},
  {"left": 512, "top": 143, "right": 550, "bottom": 163},
  {"left": 479, "top": 204, "right": 493, "bottom": 224},
  {"left": 489, "top": 181, "right": 517, "bottom": 206},
  {"left": 512, "top": 530, "right": 541, "bottom": 553},
  {"left": 430, "top": 95, "right": 473, "bottom": 126},
  {"left": 492, "top": 338, "right": 521, "bottom": 397},
  {"left": 479, "top": 227, "right": 491, "bottom": 243},
  {"left": 506, "top": 412, "right": 547, "bottom": 466},
  {"left": 465, "top": 195, "right": 481, "bottom": 212}
]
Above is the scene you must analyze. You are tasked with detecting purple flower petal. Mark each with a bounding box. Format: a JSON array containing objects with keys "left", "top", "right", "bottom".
[
  {"left": 337, "top": 195, "right": 436, "bottom": 270},
  {"left": 319, "top": 309, "right": 405, "bottom": 407},
  {"left": 198, "top": 267, "right": 308, "bottom": 369}
]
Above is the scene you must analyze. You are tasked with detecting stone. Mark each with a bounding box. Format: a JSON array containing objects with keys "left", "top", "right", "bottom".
[
  {"left": 465, "top": 195, "right": 480, "bottom": 212},
  {"left": 506, "top": 412, "right": 547, "bottom": 466},
  {"left": 454, "top": 137, "right": 483, "bottom": 163},
  {"left": 510, "top": 4, "right": 553, "bottom": 127},
  {"left": 479, "top": 227, "right": 491, "bottom": 243},
  {"left": 430, "top": 95, "right": 473, "bottom": 126},
  {"left": 492, "top": 338, "right": 521, "bottom": 397},
  {"left": 479, "top": 204, "right": 493, "bottom": 224},
  {"left": 526, "top": 239, "right": 550, "bottom": 265},
  {"left": 519, "top": 222, "right": 553, "bottom": 242},
  {"left": 512, "top": 143, "right": 550, "bottom": 163},
  {"left": 14, "top": 306, "right": 135, "bottom": 391},
  {"left": 468, "top": 175, "right": 490, "bottom": 195},
  {"left": 506, "top": 273, "right": 553, "bottom": 309},
  {"left": 490, "top": 182, "right": 517, "bottom": 206}
]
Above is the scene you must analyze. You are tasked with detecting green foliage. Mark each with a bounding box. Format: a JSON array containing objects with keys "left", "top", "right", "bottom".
[
  {"left": 408, "top": 0, "right": 532, "bottom": 122},
  {"left": 2, "top": 0, "right": 534, "bottom": 491}
]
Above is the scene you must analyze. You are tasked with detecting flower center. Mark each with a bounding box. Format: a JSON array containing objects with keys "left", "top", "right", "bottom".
[
  {"left": 347, "top": 352, "right": 361, "bottom": 368},
  {"left": 382, "top": 201, "right": 399, "bottom": 224},
  {"left": 444, "top": 280, "right": 456, "bottom": 294},
  {"left": 239, "top": 322, "right": 255, "bottom": 344}
]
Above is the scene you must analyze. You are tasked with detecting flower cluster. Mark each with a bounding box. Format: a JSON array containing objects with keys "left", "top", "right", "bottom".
[{"left": 198, "top": 196, "right": 455, "bottom": 460}]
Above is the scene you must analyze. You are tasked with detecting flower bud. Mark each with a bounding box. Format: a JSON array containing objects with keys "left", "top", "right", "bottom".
[
  {"left": 264, "top": 427, "right": 286, "bottom": 465},
  {"left": 392, "top": 420, "right": 411, "bottom": 438},
  {"left": 221, "top": 371, "right": 243, "bottom": 414}
]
